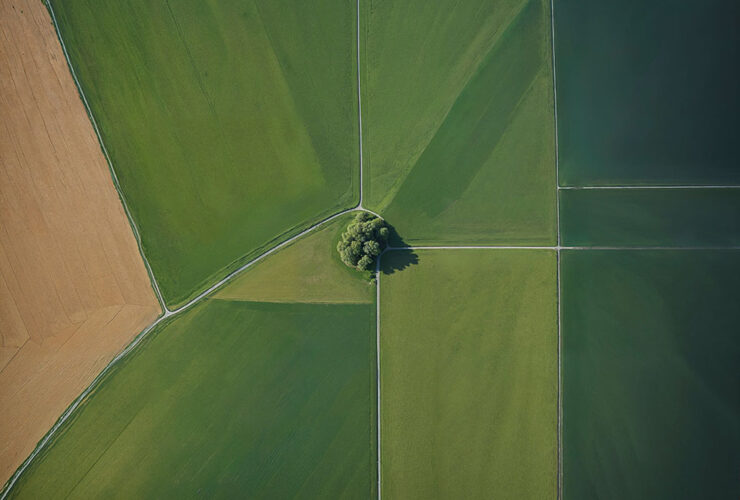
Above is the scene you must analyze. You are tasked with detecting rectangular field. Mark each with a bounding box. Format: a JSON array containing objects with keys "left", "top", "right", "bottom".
[
  {"left": 561, "top": 250, "right": 740, "bottom": 499},
  {"left": 49, "top": 0, "right": 359, "bottom": 307},
  {"left": 379, "top": 250, "right": 557, "bottom": 499},
  {"left": 554, "top": 0, "right": 740, "bottom": 185},
  {"left": 362, "top": 0, "right": 556, "bottom": 245},
  {"left": 560, "top": 188, "right": 740, "bottom": 247}
]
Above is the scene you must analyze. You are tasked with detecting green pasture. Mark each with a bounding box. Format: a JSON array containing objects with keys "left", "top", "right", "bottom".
[
  {"left": 216, "top": 212, "right": 373, "bottom": 304},
  {"left": 562, "top": 250, "right": 740, "bottom": 499},
  {"left": 560, "top": 188, "right": 740, "bottom": 247},
  {"left": 555, "top": 0, "right": 740, "bottom": 185},
  {"left": 49, "top": 0, "right": 358, "bottom": 307},
  {"left": 362, "top": 0, "right": 556, "bottom": 245},
  {"left": 379, "top": 250, "right": 557, "bottom": 499}
]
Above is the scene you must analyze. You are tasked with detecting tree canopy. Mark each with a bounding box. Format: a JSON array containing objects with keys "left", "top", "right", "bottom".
[{"left": 337, "top": 212, "right": 389, "bottom": 272}]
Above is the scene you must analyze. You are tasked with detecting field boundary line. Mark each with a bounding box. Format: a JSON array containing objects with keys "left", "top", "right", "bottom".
[
  {"left": 46, "top": 1, "right": 167, "bottom": 312},
  {"left": 356, "top": 0, "right": 365, "bottom": 209},
  {"left": 375, "top": 256, "right": 382, "bottom": 500},
  {"left": 549, "top": 0, "right": 563, "bottom": 496},
  {"left": 564, "top": 246, "right": 740, "bottom": 250},
  {"left": 387, "top": 246, "right": 740, "bottom": 251},
  {"left": 559, "top": 185, "right": 740, "bottom": 190},
  {"left": 388, "top": 245, "right": 557, "bottom": 250}
]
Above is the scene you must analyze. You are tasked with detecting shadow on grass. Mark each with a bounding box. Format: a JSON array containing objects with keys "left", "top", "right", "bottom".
[{"left": 379, "top": 223, "right": 419, "bottom": 275}]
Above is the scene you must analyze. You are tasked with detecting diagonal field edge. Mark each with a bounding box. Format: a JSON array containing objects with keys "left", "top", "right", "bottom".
[{"left": 44, "top": 0, "right": 168, "bottom": 312}]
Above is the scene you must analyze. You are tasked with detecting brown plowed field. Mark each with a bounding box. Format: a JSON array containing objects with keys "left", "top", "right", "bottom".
[{"left": 0, "top": 0, "right": 161, "bottom": 484}]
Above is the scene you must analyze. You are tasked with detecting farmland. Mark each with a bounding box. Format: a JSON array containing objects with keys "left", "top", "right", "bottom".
[
  {"left": 561, "top": 251, "right": 740, "bottom": 499},
  {"left": 361, "top": 0, "right": 556, "bottom": 245},
  {"left": 560, "top": 188, "right": 740, "bottom": 247},
  {"left": 0, "top": 0, "right": 160, "bottom": 485},
  {"left": 3, "top": 0, "right": 740, "bottom": 497},
  {"left": 48, "top": 0, "right": 359, "bottom": 308},
  {"left": 554, "top": 0, "right": 740, "bottom": 185},
  {"left": 379, "top": 250, "right": 557, "bottom": 499},
  {"left": 8, "top": 261, "right": 376, "bottom": 498}
]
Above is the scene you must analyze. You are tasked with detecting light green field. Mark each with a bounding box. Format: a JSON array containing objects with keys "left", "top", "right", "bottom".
[
  {"left": 49, "top": 0, "right": 358, "bottom": 308},
  {"left": 361, "top": 0, "right": 556, "bottom": 245},
  {"left": 216, "top": 213, "right": 373, "bottom": 304},
  {"left": 379, "top": 250, "right": 557, "bottom": 499},
  {"left": 9, "top": 241, "right": 376, "bottom": 498}
]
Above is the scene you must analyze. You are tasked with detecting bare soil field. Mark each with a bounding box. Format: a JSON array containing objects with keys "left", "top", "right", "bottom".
[{"left": 0, "top": 0, "right": 160, "bottom": 485}]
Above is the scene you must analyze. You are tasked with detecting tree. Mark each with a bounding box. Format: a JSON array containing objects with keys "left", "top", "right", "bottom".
[{"left": 337, "top": 212, "right": 389, "bottom": 273}]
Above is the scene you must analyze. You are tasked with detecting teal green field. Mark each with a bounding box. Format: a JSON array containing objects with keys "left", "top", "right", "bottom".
[
  {"left": 361, "top": 0, "right": 556, "bottom": 245},
  {"left": 554, "top": 0, "right": 740, "bottom": 185},
  {"left": 49, "top": 0, "right": 359, "bottom": 308},
  {"left": 561, "top": 250, "right": 740, "bottom": 499},
  {"left": 560, "top": 188, "right": 740, "bottom": 247},
  {"left": 8, "top": 258, "right": 376, "bottom": 498},
  {"left": 379, "top": 250, "right": 557, "bottom": 499}
]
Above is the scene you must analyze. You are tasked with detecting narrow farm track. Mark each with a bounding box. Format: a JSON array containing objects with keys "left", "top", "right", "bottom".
[
  {"left": 559, "top": 185, "right": 740, "bottom": 190},
  {"left": 356, "top": 0, "right": 365, "bottom": 209}
]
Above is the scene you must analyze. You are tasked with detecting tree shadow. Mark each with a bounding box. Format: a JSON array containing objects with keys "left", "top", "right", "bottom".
[{"left": 379, "top": 223, "right": 419, "bottom": 275}]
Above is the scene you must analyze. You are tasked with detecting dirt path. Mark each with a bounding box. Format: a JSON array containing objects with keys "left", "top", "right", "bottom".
[{"left": 0, "top": 0, "right": 160, "bottom": 485}]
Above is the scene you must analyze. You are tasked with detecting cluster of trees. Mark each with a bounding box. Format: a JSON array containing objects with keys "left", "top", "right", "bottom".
[{"left": 337, "top": 212, "right": 389, "bottom": 272}]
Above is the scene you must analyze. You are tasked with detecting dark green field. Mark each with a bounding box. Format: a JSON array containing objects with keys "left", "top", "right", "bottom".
[
  {"left": 9, "top": 300, "right": 375, "bottom": 497},
  {"left": 49, "top": 0, "right": 358, "bottom": 307},
  {"left": 560, "top": 188, "right": 740, "bottom": 247},
  {"left": 362, "top": 0, "right": 556, "bottom": 245},
  {"left": 561, "top": 250, "right": 740, "bottom": 499},
  {"left": 379, "top": 250, "right": 557, "bottom": 499},
  {"left": 554, "top": 0, "right": 740, "bottom": 185}
]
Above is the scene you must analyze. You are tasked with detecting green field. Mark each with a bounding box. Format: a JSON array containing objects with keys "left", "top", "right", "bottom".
[
  {"left": 216, "top": 212, "right": 373, "bottom": 304},
  {"left": 554, "top": 0, "right": 740, "bottom": 185},
  {"left": 361, "top": 0, "right": 556, "bottom": 245},
  {"left": 9, "top": 252, "right": 376, "bottom": 498},
  {"left": 560, "top": 188, "right": 740, "bottom": 247},
  {"left": 562, "top": 250, "right": 740, "bottom": 499},
  {"left": 49, "top": 0, "right": 358, "bottom": 308},
  {"left": 379, "top": 250, "right": 557, "bottom": 499}
]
